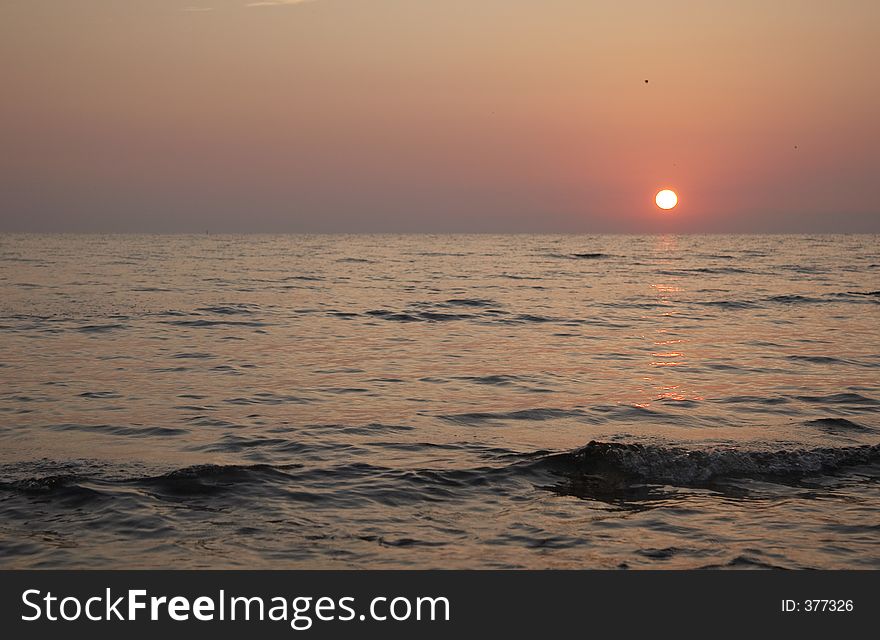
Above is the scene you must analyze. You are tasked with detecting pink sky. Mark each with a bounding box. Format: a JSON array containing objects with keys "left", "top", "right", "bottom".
[{"left": 1, "top": 0, "right": 878, "bottom": 232}]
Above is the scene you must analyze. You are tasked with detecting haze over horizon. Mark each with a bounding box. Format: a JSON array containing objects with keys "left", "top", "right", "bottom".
[{"left": 1, "top": 0, "right": 878, "bottom": 233}]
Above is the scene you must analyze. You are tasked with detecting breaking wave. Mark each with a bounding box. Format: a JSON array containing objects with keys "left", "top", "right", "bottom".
[
  {"left": 4, "top": 440, "right": 879, "bottom": 507},
  {"left": 534, "top": 441, "right": 880, "bottom": 486}
]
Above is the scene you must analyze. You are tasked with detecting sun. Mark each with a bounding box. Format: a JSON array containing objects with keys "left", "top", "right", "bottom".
[{"left": 655, "top": 189, "right": 678, "bottom": 210}]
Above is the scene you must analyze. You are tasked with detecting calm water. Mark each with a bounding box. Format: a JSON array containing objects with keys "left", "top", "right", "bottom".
[{"left": 1, "top": 234, "right": 878, "bottom": 569}]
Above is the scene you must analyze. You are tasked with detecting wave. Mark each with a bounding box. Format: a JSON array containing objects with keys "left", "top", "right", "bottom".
[
  {"left": 439, "top": 407, "right": 583, "bottom": 425},
  {"left": 659, "top": 266, "right": 753, "bottom": 276},
  {"left": 697, "top": 300, "right": 759, "bottom": 310},
  {"left": 375, "top": 292, "right": 873, "bottom": 325},
  {"left": 766, "top": 294, "right": 826, "bottom": 304},
  {"left": 787, "top": 354, "right": 858, "bottom": 366},
  {"left": 804, "top": 418, "right": 874, "bottom": 434},
  {"left": 77, "top": 323, "right": 127, "bottom": 333},
  {"left": 0, "top": 463, "right": 295, "bottom": 500},
  {"left": 47, "top": 423, "right": 189, "bottom": 438},
  {"left": 365, "top": 309, "right": 473, "bottom": 322},
  {"left": 223, "top": 392, "right": 311, "bottom": 405},
  {"left": 161, "top": 319, "right": 269, "bottom": 327},
  {"left": 543, "top": 252, "right": 612, "bottom": 260},
  {"left": 534, "top": 440, "right": 880, "bottom": 486},
  {"left": 794, "top": 392, "right": 879, "bottom": 406},
  {"left": 767, "top": 292, "right": 879, "bottom": 305},
  {"left": 3, "top": 439, "right": 879, "bottom": 509},
  {"left": 195, "top": 305, "right": 256, "bottom": 315},
  {"left": 78, "top": 391, "right": 122, "bottom": 399},
  {"left": 140, "top": 463, "right": 295, "bottom": 496},
  {"left": 441, "top": 298, "right": 498, "bottom": 308}
]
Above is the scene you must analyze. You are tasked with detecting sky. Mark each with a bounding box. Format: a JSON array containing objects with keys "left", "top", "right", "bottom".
[{"left": 1, "top": 0, "right": 878, "bottom": 233}]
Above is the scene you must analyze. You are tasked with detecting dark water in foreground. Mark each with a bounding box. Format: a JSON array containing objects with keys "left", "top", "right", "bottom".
[{"left": 0, "top": 234, "right": 878, "bottom": 568}]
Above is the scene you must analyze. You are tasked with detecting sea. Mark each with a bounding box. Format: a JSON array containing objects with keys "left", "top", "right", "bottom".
[{"left": 0, "top": 234, "right": 878, "bottom": 568}]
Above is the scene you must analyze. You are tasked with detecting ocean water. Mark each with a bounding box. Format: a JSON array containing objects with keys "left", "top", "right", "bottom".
[{"left": 0, "top": 233, "right": 878, "bottom": 569}]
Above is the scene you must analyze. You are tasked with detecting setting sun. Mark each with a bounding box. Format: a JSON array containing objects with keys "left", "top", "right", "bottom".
[{"left": 655, "top": 189, "right": 678, "bottom": 210}]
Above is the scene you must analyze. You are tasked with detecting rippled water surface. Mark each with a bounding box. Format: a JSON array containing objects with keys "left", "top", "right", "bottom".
[{"left": 1, "top": 234, "right": 878, "bottom": 568}]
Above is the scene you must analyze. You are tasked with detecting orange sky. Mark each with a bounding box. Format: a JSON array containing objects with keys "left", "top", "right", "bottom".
[{"left": 1, "top": 0, "right": 878, "bottom": 232}]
